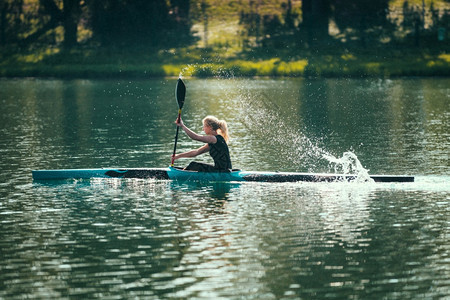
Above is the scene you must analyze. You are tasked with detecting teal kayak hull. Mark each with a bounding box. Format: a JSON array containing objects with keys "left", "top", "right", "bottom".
[
  {"left": 32, "top": 167, "right": 414, "bottom": 183},
  {"left": 166, "top": 167, "right": 245, "bottom": 181}
]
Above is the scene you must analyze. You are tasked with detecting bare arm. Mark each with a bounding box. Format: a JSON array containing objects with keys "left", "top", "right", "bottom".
[
  {"left": 177, "top": 118, "right": 217, "bottom": 144},
  {"left": 173, "top": 144, "right": 210, "bottom": 161}
]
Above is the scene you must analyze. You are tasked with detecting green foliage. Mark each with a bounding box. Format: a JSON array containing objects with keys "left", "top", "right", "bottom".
[
  {"left": 2, "top": 45, "right": 448, "bottom": 78},
  {"left": 0, "top": 0, "right": 449, "bottom": 78}
]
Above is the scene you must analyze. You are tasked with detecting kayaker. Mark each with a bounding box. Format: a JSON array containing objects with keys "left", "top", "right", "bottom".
[{"left": 172, "top": 116, "right": 232, "bottom": 172}]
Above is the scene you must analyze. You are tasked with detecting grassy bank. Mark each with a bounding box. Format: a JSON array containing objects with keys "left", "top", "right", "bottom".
[{"left": 1, "top": 46, "right": 449, "bottom": 78}]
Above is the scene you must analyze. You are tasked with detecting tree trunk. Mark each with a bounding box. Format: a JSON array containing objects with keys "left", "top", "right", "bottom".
[
  {"left": 62, "top": 0, "right": 79, "bottom": 49},
  {"left": 0, "top": 2, "right": 6, "bottom": 46},
  {"left": 302, "top": 0, "right": 330, "bottom": 45}
]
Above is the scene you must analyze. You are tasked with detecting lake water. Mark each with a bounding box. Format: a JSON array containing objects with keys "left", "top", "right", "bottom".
[{"left": 0, "top": 77, "right": 449, "bottom": 299}]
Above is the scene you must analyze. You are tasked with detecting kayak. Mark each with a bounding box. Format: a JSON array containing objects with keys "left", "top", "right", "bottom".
[{"left": 32, "top": 166, "right": 414, "bottom": 183}]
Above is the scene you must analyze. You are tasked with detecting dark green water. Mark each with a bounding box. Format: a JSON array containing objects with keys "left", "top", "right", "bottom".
[{"left": 0, "top": 78, "right": 448, "bottom": 299}]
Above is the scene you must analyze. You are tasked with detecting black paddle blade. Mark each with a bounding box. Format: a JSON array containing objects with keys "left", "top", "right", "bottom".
[{"left": 176, "top": 78, "right": 186, "bottom": 109}]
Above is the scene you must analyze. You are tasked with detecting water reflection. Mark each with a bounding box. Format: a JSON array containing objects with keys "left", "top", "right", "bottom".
[
  {"left": 225, "top": 183, "right": 377, "bottom": 297},
  {"left": 169, "top": 181, "right": 241, "bottom": 201},
  {"left": 1, "top": 78, "right": 449, "bottom": 299},
  {"left": 301, "top": 79, "right": 331, "bottom": 138},
  {"left": 0, "top": 176, "right": 445, "bottom": 298}
]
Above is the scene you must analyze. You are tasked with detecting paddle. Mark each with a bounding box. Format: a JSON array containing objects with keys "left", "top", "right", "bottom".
[{"left": 171, "top": 78, "right": 186, "bottom": 166}]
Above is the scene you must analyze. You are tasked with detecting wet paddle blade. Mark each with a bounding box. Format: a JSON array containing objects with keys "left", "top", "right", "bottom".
[
  {"left": 172, "top": 78, "right": 186, "bottom": 166},
  {"left": 176, "top": 78, "right": 186, "bottom": 109}
]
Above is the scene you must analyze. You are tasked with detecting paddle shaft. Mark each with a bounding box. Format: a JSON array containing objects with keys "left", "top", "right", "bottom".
[{"left": 171, "top": 109, "right": 182, "bottom": 166}]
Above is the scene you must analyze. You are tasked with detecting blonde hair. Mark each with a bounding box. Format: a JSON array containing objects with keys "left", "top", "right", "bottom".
[{"left": 203, "top": 116, "right": 229, "bottom": 143}]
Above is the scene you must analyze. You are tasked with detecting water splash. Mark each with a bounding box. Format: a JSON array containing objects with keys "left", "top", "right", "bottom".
[
  {"left": 237, "top": 89, "right": 373, "bottom": 181},
  {"left": 237, "top": 89, "right": 329, "bottom": 170},
  {"left": 179, "top": 62, "right": 236, "bottom": 79},
  {"left": 323, "top": 151, "right": 374, "bottom": 182}
]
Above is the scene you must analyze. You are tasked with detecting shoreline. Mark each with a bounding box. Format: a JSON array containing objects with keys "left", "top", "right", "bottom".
[
  {"left": 1, "top": 49, "right": 449, "bottom": 79},
  {"left": 1, "top": 65, "right": 449, "bottom": 79}
]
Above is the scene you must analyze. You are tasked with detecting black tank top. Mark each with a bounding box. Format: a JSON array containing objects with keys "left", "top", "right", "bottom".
[{"left": 209, "top": 135, "right": 232, "bottom": 170}]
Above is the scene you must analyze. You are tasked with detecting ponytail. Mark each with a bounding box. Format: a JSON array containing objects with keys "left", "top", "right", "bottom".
[
  {"left": 203, "top": 116, "right": 230, "bottom": 143},
  {"left": 218, "top": 119, "right": 229, "bottom": 143}
]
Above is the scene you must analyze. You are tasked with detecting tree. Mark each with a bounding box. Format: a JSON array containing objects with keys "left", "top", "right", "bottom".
[
  {"left": 0, "top": 0, "right": 23, "bottom": 46},
  {"left": 333, "top": 0, "right": 390, "bottom": 46},
  {"left": 239, "top": 0, "right": 262, "bottom": 48},
  {"left": 89, "top": 0, "right": 191, "bottom": 47},
  {"left": 12, "top": 0, "right": 82, "bottom": 48},
  {"left": 301, "top": 0, "right": 331, "bottom": 45},
  {"left": 61, "top": 0, "right": 80, "bottom": 48},
  {"left": 171, "top": 0, "right": 191, "bottom": 38},
  {"left": 0, "top": 0, "right": 41, "bottom": 47}
]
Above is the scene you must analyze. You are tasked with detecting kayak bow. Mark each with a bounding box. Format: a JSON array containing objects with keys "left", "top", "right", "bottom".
[{"left": 32, "top": 167, "right": 414, "bottom": 183}]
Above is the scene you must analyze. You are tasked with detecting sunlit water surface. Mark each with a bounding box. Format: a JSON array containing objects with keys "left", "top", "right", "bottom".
[{"left": 0, "top": 78, "right": 449, "bottom": 299}]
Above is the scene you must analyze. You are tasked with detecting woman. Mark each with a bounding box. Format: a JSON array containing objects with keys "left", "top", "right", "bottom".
[{"left": 172, "top": 116, "right": 232, "bottom": 172}]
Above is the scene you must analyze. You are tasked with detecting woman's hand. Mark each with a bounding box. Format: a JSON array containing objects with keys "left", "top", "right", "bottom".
[{"left": 175, "top": 117, "right": 184, "bottom": 128}]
